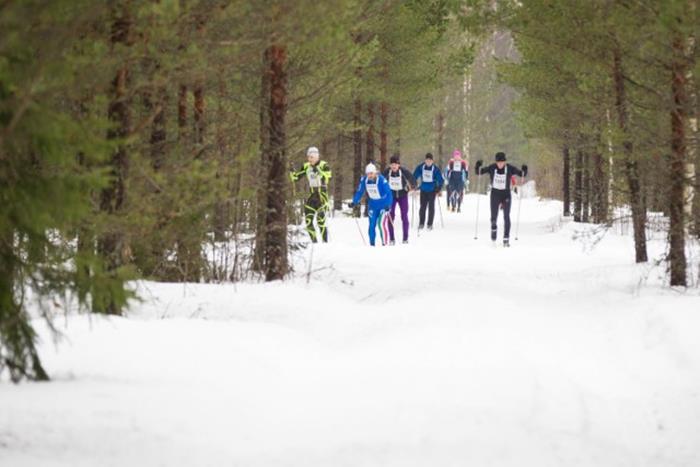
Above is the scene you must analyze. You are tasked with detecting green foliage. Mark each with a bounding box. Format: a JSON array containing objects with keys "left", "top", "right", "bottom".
[{"left": 0, "top": 0, "right": 133, "bottom": 381}]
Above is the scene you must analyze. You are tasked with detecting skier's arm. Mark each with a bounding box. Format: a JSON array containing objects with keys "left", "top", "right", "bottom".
[
  {"left": 289, "top": 164, "right": 306, "bottom": 182},
  {"left": 318, "top": 161, "right": 332, "bottom": 182},
  {"left": 477, "top": 163, "right": 493, "bottom": 176},
  {"left": 351, "top": 177, "right": 365, "bottom": 205},
  {"left": 379, "top": 176, "right": 392, "bottom": 204},
  {"left": 435, "top": 166, "right": 445, "bottom": 189},
  {"left": 509, "top": 163, "right": 523, "bottom": 177},
  {"left": 413, "top": 165, "right": 422, "bottom": 183},
  {"left": 403, "top": 167, "right": 417, "bottom": 189}
]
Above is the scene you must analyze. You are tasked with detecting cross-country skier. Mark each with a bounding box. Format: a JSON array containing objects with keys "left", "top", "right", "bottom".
[
  {"left": 289, "top": 146, "right": 332, "bottom": 243},
  {"left": 382, "top": 154, "right": 416, "bottom": 244},
  {"left": 475, "top": 152, "right": 528, "bottom": 247},
  {"left": 446, "top": 149, "right": 468, "bottom": 212},
  {"left": 413, "top": 153, "right": 444, "bottom": 231},
  {"left": 348, "top": 163, "right": 393, "bottom": 246}
]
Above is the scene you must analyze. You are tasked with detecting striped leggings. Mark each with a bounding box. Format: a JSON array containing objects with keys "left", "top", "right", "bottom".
[{"left": 368, "top": 208, "right": 390, "bottom": 246}]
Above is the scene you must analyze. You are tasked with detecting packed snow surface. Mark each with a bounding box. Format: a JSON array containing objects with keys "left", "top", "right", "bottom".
[{"left": 2, "top": 194, "right": 700, "bottom": 467}]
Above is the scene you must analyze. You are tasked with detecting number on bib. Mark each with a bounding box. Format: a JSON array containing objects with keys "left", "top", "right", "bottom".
[
  {"left": 422, "top": 167, "right": 434, "bottom": 183},
  {"left": 493, "top": 167, "right": 508, "bottom": 190},
  {"left": 366, "top": 182, "right": 381, "bottom": 200},
  {"left": 307, "top": 171, "right": 321, "bottom": 188}
]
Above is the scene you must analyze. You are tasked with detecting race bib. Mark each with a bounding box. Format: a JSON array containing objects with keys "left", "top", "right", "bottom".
[
  {"left": 453, "top": 161, "right": 462, "bottom": 171},
  {"left": 366, "top": 182, "right": 381, "bottom": 200},
  {"left": 493, "top": 167, "right": 508, "bottom": 190},
  {"left": 307, "top": 170, "right": 321, "bottom": 188},
  {"left": 389, "top": 174, "right": 403, "bottom": 191},
  {"left": 422, "top": 167, "right": 434, "bottom": 183}
]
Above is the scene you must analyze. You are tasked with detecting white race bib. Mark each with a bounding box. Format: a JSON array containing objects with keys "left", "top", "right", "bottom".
[
  {"left": 453, "top": 161, "right": 462, "bottom": 171},
  {"left": 389, "top": 174, "right": 403, "bottom": 191},
  {"left": 493, "top": 166, "right": 508, "bottom": 190},
  {"left": 422, "top": 166, "right": 434, "bottom": 183},
  {"left": 366, "top": 181, "right": 381, "bottom": 200},
  {"left": 307, "top": 170, "right": 321, "bottom": 188}
]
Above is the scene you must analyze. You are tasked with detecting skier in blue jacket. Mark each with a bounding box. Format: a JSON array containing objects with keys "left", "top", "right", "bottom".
[
  {"left": 348, "top": 163, "right": 393, "bottom": 246},
  {"left": 413, "top": 153, "right": 444, "bottom": 230}
]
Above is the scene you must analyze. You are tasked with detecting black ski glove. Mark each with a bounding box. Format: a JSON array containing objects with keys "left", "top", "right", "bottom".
[
  {"left": 521, "top": 164, "right": 528, "bottom": 177},
  {"left": 475, "top": 160, "right": 483, "bottom": 173},
  {"left": 347, "top": 202, "right": 355, "bottom": 209}
]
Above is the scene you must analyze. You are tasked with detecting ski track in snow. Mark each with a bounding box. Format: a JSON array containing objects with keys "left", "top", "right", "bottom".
[{"left": 1, "top": 194, "right": 700, "bottom": 467}]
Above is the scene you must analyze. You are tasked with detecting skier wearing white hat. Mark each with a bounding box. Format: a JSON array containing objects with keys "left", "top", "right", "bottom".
[{"left": 348, "top": 163, "right": 393, "bottom": 246}]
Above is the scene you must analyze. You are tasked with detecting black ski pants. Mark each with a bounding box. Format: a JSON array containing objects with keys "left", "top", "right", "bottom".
[
  {"left": 490, "top": 189, "right": 512, "bottom": 240},
  {"left": 419, "top": 191, "right": 437, "bottom": 227}
]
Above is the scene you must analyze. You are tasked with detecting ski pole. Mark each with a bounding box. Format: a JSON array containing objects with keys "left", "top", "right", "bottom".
[
  {"left": 474, "top": 173, "right": 482, "bottom": 239},
  {"left": 411, "top": 190, "right": 415, "bottom": 226},
  {"left": 515, "top": 175, "right": 525, "bottom": 241},
  {"left": 354, "top": 215, "right": 367, "bottom": 245},
  {"left": 437, "top": 191, "right": 444, "bottom": 228}
]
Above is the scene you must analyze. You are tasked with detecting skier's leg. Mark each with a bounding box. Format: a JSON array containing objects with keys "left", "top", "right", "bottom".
[
  {"left": 304, "top": 199, "right": 318, "bottom": 243},
  {"left": 490, "top": 193, "right": 499, "bottom": 241},
  {"left": 388, "top": 198, "right": 398, "bottom": 242},
  {"left": 399, "top": 195, "right": 410, "bottom": 242},
  {"left": 419, "top": 191, "right": 428, "bottom": 227},
  {"left": 427, "top": 191, "right": 436, "bottom": 227},
  {"left": 368, "top": 208, "right": 378, "bottom": 246},
  {"left": 318, "top": 208, "right": 328, "bottom": 242},
  {"left": 318, "top": 191, "right": 329, "bottom": 242},
  {"left": 380, "top": 210, "right": 390, "bottom": 246},
  {"left": 503, "top": 195, "right": 512, "bottom": 240}
]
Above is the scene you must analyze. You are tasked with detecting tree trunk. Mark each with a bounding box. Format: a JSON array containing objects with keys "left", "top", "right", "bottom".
[
  {"left": 262, "top": 44, "right": 289, "bottom": 281},
  {"left": 463, "top": 72, "right": 472, "bottom": 164},
  {"left": 364, "top": 102, "right": 375, "bottom": 217},
  {"left": 366, "top": 102, "right": 375, "bottom": 165},
  {"left": 613, "top": 46, "right": 647, "bottom": 263},
  {"left": 352, "top": 100, "right": 363, "bottom": 217},
  {"left": 582, "top": 151, "right": 590, "bottom": 223},
  {"left": 592, "top": 151, "right": 608, "bottom": 224},
  {"left": 149, "top": 87, "right": 166, "bottom": 171},
  {"left": 97, "top": 4, "right": 131, "bottom": 314},
  {"left": 213, "top": 77, "right": 229, "bottom": 242},
  {"left": 436, "top": 111, "right": 445, "bottom": 168},
  {"left": 669, "top": 34, "right": 688, "bottom": 286},
  {"left": 394, "top": 108, "right": 402, "bottom": 154},
  {"left": 380, "top": 101, "right": 388, "bottom": 169},
  {"left": 253, "top": 46, "right": 272, "bottom": 273},
  {"left": 193, "top": 85, "right": 205, "bottom": 147},
  {"left": 334, "top": 134, "right": 344, "bottom": 211},
  {"left": 563, "top": 145, "right": 571, "bottom": 216},
  {"left": 574, "top": 149, "right": 583, "bottom": 222},
  {"left": 178, "top": 84, "right": 187, "bottom": 141}
]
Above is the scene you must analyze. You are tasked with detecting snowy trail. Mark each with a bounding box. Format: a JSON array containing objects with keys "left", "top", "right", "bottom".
[{"left": 2, "top": 194, "right": 700, "bottom": 467}]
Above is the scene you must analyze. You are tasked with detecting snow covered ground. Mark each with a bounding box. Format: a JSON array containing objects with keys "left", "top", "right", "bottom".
[{"left": 2, "top": 194, "right": 700, "bottom": 467}]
